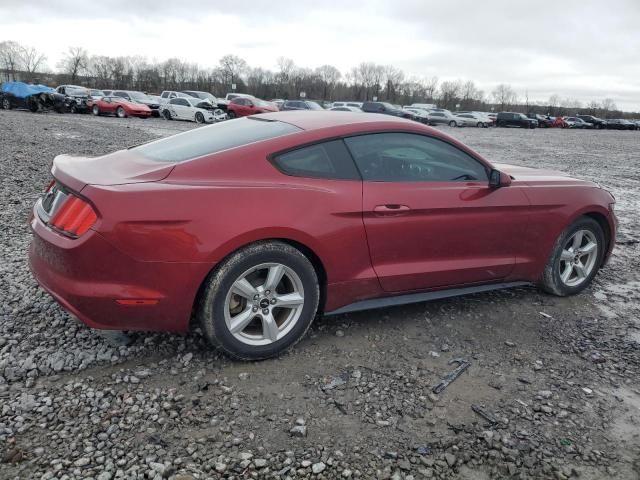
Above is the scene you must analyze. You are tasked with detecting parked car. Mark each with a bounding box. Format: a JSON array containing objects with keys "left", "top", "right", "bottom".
[
  {"left": 159, "top": 91, "right": 195, "bottom": 103},
  {"left": 332, "top": 101, "right": 363, "bottom": 109},
  {"left": 28, "top": 111, "right": 617, "bottom": 360},
  {"left": 329, "top": 106, "right": 362, "bottom": 112},
  {"left": 55, "top": 85, "right": 90, "bottom": 113},
  {"left": 225, "top": 93, "right": 254, "bottom": 102},
  {"left": 361, "top": 101, "right": 415, "bottom": 120},
  {"left": 550, "top": 116, "right": 569, "bottom": 128},
  {"left": 427, "top": 110, "right": 469, "bottom": 127},
  {"left": 161, "top": 97, "right": 219, "bottom": 123},
  {"left": 606, "top": 119, "right": 637, "bottom": 130},
  {"left": 564, "top": 117, "right": 593, "bottom": 129},
  {"left": 576, "top": 115, "right": 607, "bottom": 129},
  {"left": 91, "top": 96, "right": 152, "bottom": 118},
  {"left": 455, "top": 113, "right": 490, "bottom": 128},
  {"left": 402, "top": 107, "right": 430, "bottom": 124},
  {"left": 269, "top": 99, "right": 285, "bottom": 109},
  {"left": 89, "top": 89, "right": 106, "bottom": 100},
  {"left": 1, "top": 81, "right": 65, "bottom": 112},
  {"left": 112, "top": 90, "right": 161, "bottom": 117},
  {"left": 527, "top": 113, "right": 552, "bottom": 128},
  {"left": 227, "top": 96, "right": 279, "bottom": 118},
  {"left": 496, "top": 112, "right": 537, "bottom": 129},
  {"left": 410, "top": 103, "right": 437, "bottom": 110},
  {"left": 280, "top": 100, "right": 324, "bottom": 111}
]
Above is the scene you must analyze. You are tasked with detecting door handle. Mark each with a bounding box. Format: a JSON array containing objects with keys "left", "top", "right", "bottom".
[{"left": 373, "top": 204, "right": 411, "bottom": 215}]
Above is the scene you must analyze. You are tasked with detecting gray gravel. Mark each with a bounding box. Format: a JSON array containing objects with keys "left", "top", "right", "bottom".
[{"left": 1, "top": 110, "right": 639, "bottom": 479}]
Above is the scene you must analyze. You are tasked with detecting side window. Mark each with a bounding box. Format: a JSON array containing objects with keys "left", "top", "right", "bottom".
[
  {"left": 177, "top": 99, "right": 189, "bottom": 106},
  {"left": 161, "top": 92, "right": 169, "bottom": 98},
  {"left": 271, "top": 140, "right": 360, "bottom": 180},
  {"left": 344, "top": 133, "right": 488, "bottom": 183}
]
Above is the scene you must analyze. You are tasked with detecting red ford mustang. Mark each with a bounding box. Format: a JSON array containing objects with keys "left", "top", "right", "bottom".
[
  {"left": 90, "top": 96, "right": 152, "bottom": 118},
  {"left": 29, "top": 112, "right": 616, "bottom": 360}
]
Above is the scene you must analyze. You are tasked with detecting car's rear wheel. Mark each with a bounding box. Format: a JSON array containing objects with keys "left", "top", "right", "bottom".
[
  {"left": 198, "top": 241, "right": 320, "bottom": 360},
  {"left": 195, "top": 112, "right": 205, "bottom": 123},
  {"left": 449, "top": 120, "right": 457, "bottom": 127},
  {"left": 2, "top": 98, "right": 11, "bottom": 110},
  {"left": 162, "top": 109, "right": 172, "bottom": 120},
  {"left": 541, "top": 217, "right": 605, "bottom": 296},
  {"left": 92, "top": 105, "right": 100, "bottom": 116},
  {"left": 116, "top": 106, "right": 127, "bottom": 118},
  {"left": 228, "top": 111, "right": 236, "bottom": 119},
  {"left": 497, "top": 120, "right": 506, "bottom": 127}
]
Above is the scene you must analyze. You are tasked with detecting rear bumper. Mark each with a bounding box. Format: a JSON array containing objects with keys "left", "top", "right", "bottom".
[{"left": 28, "top": 212, "right": 208, "bottom": 332}]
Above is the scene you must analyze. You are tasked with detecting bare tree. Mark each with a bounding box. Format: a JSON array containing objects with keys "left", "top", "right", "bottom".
[
  {"left": 439, "top": 80, "right": 462, "bottom": 110},
  {"left": 0, "top": 40, "right": 23, "bottom": 81},
  {"left": 20, "top": 45, "right": 47, "bottom": 78},
  {"left": 58, "top": 47, "right": 89, "bottom": 83},
  {"left": 219, "top": 54, "right": 247, "bottom": 88},
  {"left": 492, "top": 83, "right": 517, "bottom": 110},
  {"left": 315, "top": 64, "right": 341, "bottom": 100},
  {"left": 382, "top": 65, "right": 404, "bottom": 101},
  {"left": 600, "top": 98, "right": 617, "bottom": 115}
]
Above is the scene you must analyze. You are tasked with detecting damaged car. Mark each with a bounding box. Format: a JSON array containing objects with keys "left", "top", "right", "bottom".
[
  {"left": 1, "top": 81, "right": 65, "bottom": 113},
  {"left": 55, "top": 85, "right": 91, "bottom": 113}
]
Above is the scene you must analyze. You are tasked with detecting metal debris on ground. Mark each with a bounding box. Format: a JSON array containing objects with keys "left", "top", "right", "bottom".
[
  {"left": 432, "top": 358, "right": 470, "bottom": 394},
  {"left": 471, "top": 404, "right": 499, "bottom": 425}
]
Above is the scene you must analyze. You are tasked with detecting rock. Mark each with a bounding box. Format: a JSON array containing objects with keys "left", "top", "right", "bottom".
[
  {"left": 428, "top": 351, "right": 440, "bottom": 358},
  {"left": 312, "top": 462, "right": 326, "bottom": 474},
  {"left": 238, "top": 372, "right": 249, "bottom": 380},
  {"left": 290, "top": 425, "right": 307, "bottom": 437},
  {"left": 505, "top": 341, "right": 516, "bottom": 347},
  {"left": 441, "top": 344, "right": 450, "bottom": 352},
  {"left": 215, "top": 463, "right": 227, "bottom": 473},
  {"left": 444, "top": 453, "right": 456, "bottom": 467},
  {"left": 74, "top": 457, "right": 91, "bottom": 467},
  {"left": 335, "top": 330, "right": 345, "bottom": 337},
  {"left": 254, "top": 458, "right": 267, "bottom": 468},
  {"left": 149, "top": 462, "right": 165, "bottom": 475},
  {"left": 342, "top": 469, "right": 353, "bottom": 477},
  {"left": 538, "top": 390, "right": 553, "bottom": 399},
  {"left": 239, "top": 452, "right": 253, "bottom": 461}
]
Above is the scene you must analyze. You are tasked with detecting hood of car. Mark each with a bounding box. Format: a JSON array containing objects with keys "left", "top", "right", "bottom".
[{"left": 494, "top": 163, "right": 596, "bottom": 187}]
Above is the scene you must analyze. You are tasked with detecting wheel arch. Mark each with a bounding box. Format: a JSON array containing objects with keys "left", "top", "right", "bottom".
[{"left": 190, "top": 236, "right": 329, "bottom": 329}]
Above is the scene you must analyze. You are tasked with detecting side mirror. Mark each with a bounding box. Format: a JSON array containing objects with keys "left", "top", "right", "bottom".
[{"left": 489, "top": 169, "right": 511, "bottom": 188}]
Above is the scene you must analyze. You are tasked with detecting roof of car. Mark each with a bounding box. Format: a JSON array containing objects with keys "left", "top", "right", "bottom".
[{"left": 256, "top": 111, "right": 412, "bottom": 131}]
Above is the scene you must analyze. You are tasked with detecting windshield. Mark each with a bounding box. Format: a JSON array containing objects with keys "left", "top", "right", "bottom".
[
  {"left": 90, "top": 90, "right": 104, "bottom": 96},
  {"left": 134, "top": 118, "right": 301, "bottom": 163},
  {"left": 67, "top": 87, "right": 89, "bottom": 96},
  {"left": 254, "top": 99, "right": 273, "bottom": 108},
  {"left": 129, "top": 91, "right": 151, "bottom": 102},
  {"left": 307, "top": 101, "right": 323, "bottom": 110}
]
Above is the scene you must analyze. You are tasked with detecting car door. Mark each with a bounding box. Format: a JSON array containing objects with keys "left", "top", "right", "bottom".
[
  {"left": 174, "top": 98, "right": 191, "bottom": 119},
  {"left": 102, "top": 97, "right": 116, "bottom": 114},
  {"left": 344, "top": 132, "right": 531, "bottom": 292}
]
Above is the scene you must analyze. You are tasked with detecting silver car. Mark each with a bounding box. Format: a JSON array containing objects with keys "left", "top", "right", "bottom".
[
  {"left": 427, "top": 110, "right": 468, "bottom": 127},
  {"left": 455, "top": 113, "right": 490, "bottom": 128}
]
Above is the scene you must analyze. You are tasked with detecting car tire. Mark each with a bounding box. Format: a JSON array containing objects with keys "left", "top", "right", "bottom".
[
  {"left": 448, "top": 120, "right": 457, "bottom": 127},
  {"left": 228, "top": 111, "right": 236, "bottom": 119},
  {"left": 195, "top": 112, "right": 205, "bottom": 124},
  {"left": 198, "top": 241, "right": 320, "bottom": 360},
  {"left": 497, "top": 120, "right": 506, "bottom": 127},
  {"left": 69, "top": 104, "right": 77, "bottom": 114},
  {"left": 541, "top": 217, "right": 605, "bottom": 297},
  {"left": 116, "top": 106, "right": 127, "bottom": 118},
  {"left": 162, "top": 109, "right": 172, "bottom": 120},
  {"left": 92, "top": 105, "right": 100, "bottom": 116},
  {"left": 1, "top": 98, "right": 11, "bottom": 110}
]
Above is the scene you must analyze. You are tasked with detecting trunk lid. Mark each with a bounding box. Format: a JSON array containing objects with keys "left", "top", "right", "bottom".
[{"left": 52, "top": 149, "right": 174, "bottom": 192}]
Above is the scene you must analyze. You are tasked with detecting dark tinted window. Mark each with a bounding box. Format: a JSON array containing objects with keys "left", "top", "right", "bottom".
[
  {"left": 135, "top": 118, "right": 301, "bottom": 163},
  {"left": 272, "top": 140, "right": 360, "bottom": 180},
  {"left": 175, "top": 98, "right": 189, "bottom": 106},
  {"left": 344, "top": 133, "right": 488, "bottom": 182}
]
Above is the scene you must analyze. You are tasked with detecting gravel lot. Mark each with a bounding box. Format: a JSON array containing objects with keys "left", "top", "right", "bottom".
[{"left": 1, "top": 110, "right": 638, "bottom": 480}]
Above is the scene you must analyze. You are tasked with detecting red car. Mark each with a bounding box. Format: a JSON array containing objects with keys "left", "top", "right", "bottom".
[
  {"left": 29, "top": 112, "right": 616, "bottom": 360},
  {"left": 226, "top": 96, "right": 279, "bottom": 118},
  {"left": 90, "top": 96, "right": 152, "bottom": 118}
]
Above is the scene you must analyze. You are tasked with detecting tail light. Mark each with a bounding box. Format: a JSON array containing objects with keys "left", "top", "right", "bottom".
[{"left": 49, "top": 193, "right": 97, "bottom": 237}]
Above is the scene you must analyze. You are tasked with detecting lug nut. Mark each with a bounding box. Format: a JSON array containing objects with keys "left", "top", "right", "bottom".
[
  {"left": 270, "top": 298, "right": 277, "bottom": 305},
  {"left": 253, "top": 294, "right": 260, "bottom": 300},
  {"left": 265, "top": 289, "right": 271, "bottom": 295},
  {"left": 262, "top": 308, "right": 270, "bottom": 315},
  {"left": 252, "top": 306, "right": 259, "bottom": 312}
]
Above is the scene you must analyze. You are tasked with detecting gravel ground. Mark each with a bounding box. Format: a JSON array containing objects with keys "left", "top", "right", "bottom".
[{"left": 0, "top": 110, "right": 638, "bottom": 480}]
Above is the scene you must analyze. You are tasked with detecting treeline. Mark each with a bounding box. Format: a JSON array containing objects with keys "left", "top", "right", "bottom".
[{"left": 0, "top": 40, "right": 634, "bottom": 117}]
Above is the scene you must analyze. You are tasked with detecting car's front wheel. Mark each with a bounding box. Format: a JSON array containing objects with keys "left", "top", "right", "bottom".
[
  {"left": 116, "top": 106, "right": 127, "bottom": 118},
  {"left": 92, "top": 105, "right": 100, "bottom": 116},
  {"left": 227, "top": 110, "right": 236, "bottom": 119},
  {"left": 541, "top": 217, "right": 605, "bottom": 296},
  {"left": 195, "top": 112, "right": 205, "bottom": 123},
  {"left": 198, "top": 241, "right": 320, "bottom": 360},
  {"left": 2, "top": 98, "right": 11, "bottom": 110},
  {"left": 449, "top": 120, "right": 457, "bottom": 127}
]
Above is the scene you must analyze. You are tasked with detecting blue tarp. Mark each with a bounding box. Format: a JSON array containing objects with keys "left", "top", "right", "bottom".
[{"left": 1, "top": 81, "right": 54, "bottom": 98}]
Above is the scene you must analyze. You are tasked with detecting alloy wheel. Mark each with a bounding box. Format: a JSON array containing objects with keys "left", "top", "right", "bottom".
[
  {"left": 558, "top": 229, "right": 599, "bottom": 287},
  {"left": 224, "top": 263, "right": 305, "bottom": 346}
]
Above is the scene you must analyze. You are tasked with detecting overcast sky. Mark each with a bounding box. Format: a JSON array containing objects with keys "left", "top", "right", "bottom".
[{"left": 1, "top": 0, "right": 639, "bottom": 110}]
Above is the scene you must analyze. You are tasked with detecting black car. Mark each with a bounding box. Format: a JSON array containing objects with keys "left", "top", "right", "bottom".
[
  {"left": 1, "top": 90, "right": 65, "bottom": 113},
  {"left": 606, "top": 119, "right": 637, "bottom": 130},
  {"left": 280, "top": 100, "right": 324, "bottom": 111},
  {"left": 112, "top": 90, "right": 161, "bottom": 117},
  {"left": 496, "top": 112, "right": 537, "bottom": 129},
  {"left": 361, "top": 101, "right": 415, "bottom": 120},
  {"left": 576, "top": 115, "right": 607, "bottom": 129},
  {"left": 55, "top": 85, "right": 90, "bottom": 113},
  {"left": 527, "top": 113, "right": 552, "bottom": 128}
]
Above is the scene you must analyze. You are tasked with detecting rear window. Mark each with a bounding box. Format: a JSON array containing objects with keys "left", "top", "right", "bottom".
[
  {"left": 271, "top": 140, "right": 360, "bottom": 180},
  {"left": 134, "top": 118, "right": 301, "bottom": 163}
]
